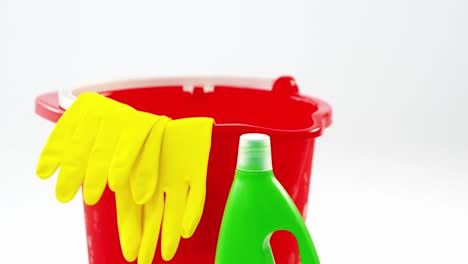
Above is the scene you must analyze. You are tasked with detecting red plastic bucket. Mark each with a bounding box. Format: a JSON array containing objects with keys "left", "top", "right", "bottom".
[{"left": 35, "top": 76, "right": 332, "bottom": 264}]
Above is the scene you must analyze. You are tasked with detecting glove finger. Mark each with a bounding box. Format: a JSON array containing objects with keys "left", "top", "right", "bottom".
[
  {"left": 55, "top": 110, "right": 100, "bottom": 203},
  {"left": 161, "top": 186, "right": 189, "bottom": 261},
  {"left": 83, "top": 96, "right": 135, "bottom": 205},
  {"left": 36, "top": 101, "right": 81, "bottom": 179},
  {"left": 83, "top": 116, "right": 122, "bottom": 205},
  {"left": 181, "top": 177, "right": 207, "bottom": 238},
  {"left": 130, "top": 117, "right": 169, "bottom": 205},
  {"left": 115, "top": 185, "right": 142, "bottom": 262},
  {"left": 180, "top": 118, "right": 213, "bottom": 238},
  {"left": 109, "top": 111, "right": 158, "bottom": 191},
  {"left": 138, "top": 190, "right": 164, "bottom": 264}
]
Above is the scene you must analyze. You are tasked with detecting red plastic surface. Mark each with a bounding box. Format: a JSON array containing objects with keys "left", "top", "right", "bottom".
[{"left": 35, "top": 76, "right": 332, "bottom": 264}]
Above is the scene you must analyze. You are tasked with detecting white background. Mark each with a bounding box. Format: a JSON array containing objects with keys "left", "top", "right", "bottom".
[{"left": 1, "top": 0, "right": 467, "bottom": 263}]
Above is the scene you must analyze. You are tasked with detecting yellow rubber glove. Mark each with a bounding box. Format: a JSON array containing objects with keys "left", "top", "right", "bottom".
[
  {"left": 115, "top": 116, "right": 170, "bottom": 262},
  {"left": 37, "top": 92, "right": 129, "bottom": 203},
  {"left": 36, "top": 92, "right": 163, "bottom": 205},
  {"left": 138, "top": 117, "right": 214, "bottom": 264},
  {"left": 36, "top": 92, "right": 170, "bottom": 262}
]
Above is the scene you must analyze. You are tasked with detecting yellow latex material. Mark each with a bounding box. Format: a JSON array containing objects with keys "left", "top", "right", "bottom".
[
  {"left": 37, "top": 92, "right": 213, "bottom": 263},
  {"left": 36, "top": 92, "right": 163, "bottom": 205},
  {"left": 138, "top": 118, "right": 214, "bottom": 263},
  {"left": 36, "top": 92, "right": 170, "bottom": 262},
  {"left": 115, "top": 116, "right": 170, "bottom": 262}
]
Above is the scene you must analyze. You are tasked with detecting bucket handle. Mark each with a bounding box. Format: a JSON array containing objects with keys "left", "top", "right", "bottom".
[{"left": 58, "top": 76, "right": 274, "bottom": 110}]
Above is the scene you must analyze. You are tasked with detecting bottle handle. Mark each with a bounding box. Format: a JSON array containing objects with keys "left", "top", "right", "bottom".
[
  {"left": 269, "top": 210, "right": 320, "bottom": 263},
  {"left": 288, "top": 217, "right": 320, "bottom": 264},
  {"left": 273, "top": 179, "right": 320, "bottom": 264}
]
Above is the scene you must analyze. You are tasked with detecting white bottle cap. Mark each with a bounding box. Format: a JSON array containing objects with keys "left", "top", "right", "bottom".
[{"left": 236, "top": 133, "right": 273, "bottom": 172}]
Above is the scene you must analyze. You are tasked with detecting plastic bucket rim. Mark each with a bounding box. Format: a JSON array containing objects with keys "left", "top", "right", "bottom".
[{"left": 42, "top": 76, "right": 332, "bottom": 139}]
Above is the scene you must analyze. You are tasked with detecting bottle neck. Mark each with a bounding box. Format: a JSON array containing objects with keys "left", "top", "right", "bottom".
[
  {"left": 236, "top": 147, "right": 273, "bottom": 171},
  {"left": 234, "top": 169, "right": 274, "bottom": 179},
  {"left": 236, "top": 134, "right": 273, "bottom": 172}
]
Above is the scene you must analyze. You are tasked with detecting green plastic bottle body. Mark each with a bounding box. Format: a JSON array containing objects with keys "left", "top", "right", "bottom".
[{"left": 215, "top": 169, "right": 320, "bottom": 264}]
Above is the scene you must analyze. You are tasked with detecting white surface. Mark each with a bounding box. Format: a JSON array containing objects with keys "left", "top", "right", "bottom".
[{"left": 1, "top": 0, "right": 467, "bottom": 263}]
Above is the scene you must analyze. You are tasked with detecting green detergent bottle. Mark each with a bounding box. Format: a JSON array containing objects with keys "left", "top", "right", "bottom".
[{"left": 215, "top": 133, "right": 320, "bottom": 264}]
